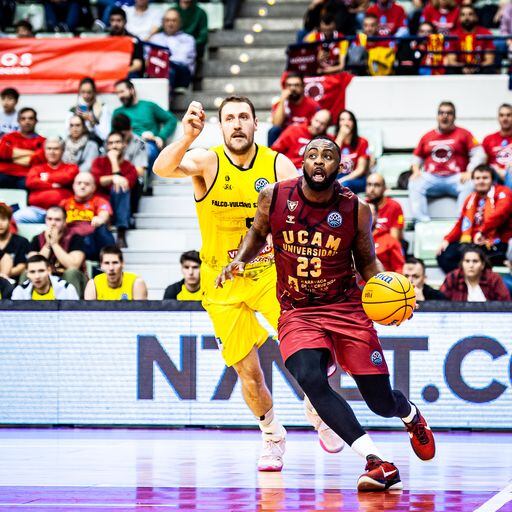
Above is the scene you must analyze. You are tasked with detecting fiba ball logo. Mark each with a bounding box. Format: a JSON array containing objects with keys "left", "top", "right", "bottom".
[
  {"left": 327, "top": 211, "right": 343, "bottom": 228},
  {"left": 254, "top": 178, "right": 269, "bottom": 192}
]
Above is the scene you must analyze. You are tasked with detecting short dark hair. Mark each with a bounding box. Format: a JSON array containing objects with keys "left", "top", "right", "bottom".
[
  {"left": 180, "top": 250, "right": 201, "bottom": 265},
  {"left": 418, "top": 21, "right": 435, "bottom": 32},
  {"left": 109, "top": 6, "right": 127, "bottom": 21},
  {"left": 499, "top": 103, "right": 512, "bottom": 111},
  {"left": 14, "top": 20, "right": 33, "bottom": 32},
  {"left": 79, "top": 76, "right": 97, "bottom": 93},
  {"left": 0, "top": 202, "right": 12, "bottom": 220},
  {"left": 320, "top": 13, "right": 336, "bottom": 25},
  {"left": 107, "top": 131, "right": 124, "bottom": 142},
  {"left": 405, "top": 256, "right": 426, "bottom": 272},
  {"left": 284, "top": 72, "right": 304, "bottom": 84},
  {"left": 305, "top": 135, "right": 341, "bottom": 160},
  {"left": 460, "top": 4, "right": 477, "bottom": 15},
  {"left": 438, "top": 101, "right": 456, "bottom": 116},
  {"left": 1, "top": 87, "right": 19, "bottom": 101},
  {"left": 100, "top": 245, "right": 124, "bottom": 263},
  {"left": 471, "top": 164, "right": 495, "bottom": 180},
  {"left": 112, "top": 113, "right": 131, "bottom": 132},
  {"left": 114, "top": 78, "right": 135, "bottom": 90},
  {"left": 18, "top": 107, "right": 37, "bottom": 120},
  {"left": 218, "top": 96, "right": 256, "bottom": 121},
  {"left": 364, "top": 13, "right": 379, "bottom": 21},
  {"left": 27, "top": 254, "right": 50, "bottom": 267},
  {"left": 46, "top": 205, "right": 66, "bottom": 219}
]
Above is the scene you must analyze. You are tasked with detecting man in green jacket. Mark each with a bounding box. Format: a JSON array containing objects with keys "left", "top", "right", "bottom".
[{"left": 113, "top": 79, "right": 178, "bottom": 179}]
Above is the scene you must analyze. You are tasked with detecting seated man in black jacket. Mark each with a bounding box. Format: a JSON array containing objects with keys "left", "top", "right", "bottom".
[
  {"left": 402, "top": 257, "right": 446, "bottom": 301},
  {"left": 163, "top": 250, "right": 202, "bottom": 300}
]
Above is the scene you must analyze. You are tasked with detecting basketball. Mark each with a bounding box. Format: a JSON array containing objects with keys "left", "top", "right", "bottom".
[{"left": 362, "top": 272, "right": 416, "bottom": 326}]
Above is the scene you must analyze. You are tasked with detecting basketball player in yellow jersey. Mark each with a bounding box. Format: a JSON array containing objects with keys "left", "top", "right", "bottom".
[
  {"left": 153, "top": 96, "right": 299, "bottom": 471},
  {"left": 84, "top": 246, "right": 148, "bottom": 300}
]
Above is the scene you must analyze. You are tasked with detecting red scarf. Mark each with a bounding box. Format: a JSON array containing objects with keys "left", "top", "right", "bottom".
[{"left": 460, "top": 187, "right": 496, "bottom": 243}]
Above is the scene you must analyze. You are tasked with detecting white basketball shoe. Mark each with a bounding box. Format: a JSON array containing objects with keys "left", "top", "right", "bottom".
[
  {"left": 257, "top": 426, "right": 286, "bottom": 472},
  {"left": 304, "top": 395, "right": 345, "bottom": 453}
]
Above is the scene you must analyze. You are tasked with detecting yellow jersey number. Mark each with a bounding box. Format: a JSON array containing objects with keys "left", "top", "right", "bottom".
[{"left": 296, "top": 256, "right": 322, "bottom": 278}]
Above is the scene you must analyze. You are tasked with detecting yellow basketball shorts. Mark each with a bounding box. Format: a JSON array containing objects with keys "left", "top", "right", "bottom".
[{"left": 201, "top": 264, "right": 280, "bottom": 367}]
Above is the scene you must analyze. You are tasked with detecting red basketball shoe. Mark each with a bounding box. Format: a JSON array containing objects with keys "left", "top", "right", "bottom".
[
  {"left": 357, "top": 455, "right": 403, "bottom": 492},
  {"left": 403, "top": 404, "right": 436, "bottom": 461}
]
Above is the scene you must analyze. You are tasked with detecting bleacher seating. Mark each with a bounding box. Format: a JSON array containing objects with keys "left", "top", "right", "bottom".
[
  {"left": 1, "top": 190, "right": 27, "bottom": 209},
  {"left": 375, "top": 154, "right": 413, "bottom": 188},
  {"left": 16, "top": 223, "right": 45, "bottom": 242},
  {"left": 413, "top": 221, "right": 454, "bottom": 265}
]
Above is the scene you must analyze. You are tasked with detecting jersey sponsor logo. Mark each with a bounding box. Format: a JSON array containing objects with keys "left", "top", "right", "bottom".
[
  {"left": 287, "top": 199, "right": 298, "bottom": 212},
  {"left": 327, "top": 211, "right": 343, "bottom": 228},
  {"left": 286, "top": 215, "right": 295, "bottom": 224},
  {"left": 431, "top": 143, "right": 453, "bottom": 163},
  {"left": 371, "top": 350, "right": 383, "bottom": 366},
  {"left": 254, "top": 178, "right": 269, "bottom": 192}
]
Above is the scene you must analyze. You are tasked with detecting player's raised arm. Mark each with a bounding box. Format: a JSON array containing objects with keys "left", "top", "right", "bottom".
[
  {"left": 353, "top": 199, "right": 384, "bottom": 282},
  {"left": 153, "top": 101, "right": 211, "bottom": 178},
  {"left": 215, "top": 184, "right": 275, "bottom": 287}
]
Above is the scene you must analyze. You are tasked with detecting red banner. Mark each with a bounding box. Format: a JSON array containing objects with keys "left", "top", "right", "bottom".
[{"left": 0, "top": 37, "right": 133, "bottom": 93}]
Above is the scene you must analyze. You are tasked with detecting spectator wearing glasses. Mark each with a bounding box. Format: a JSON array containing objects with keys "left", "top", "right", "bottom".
[
  {"left": 174, "top": 0, "right": 208, "bottom": 57},
  {"left": 408, "top": 101, "right": 485, "bottom": 222}
]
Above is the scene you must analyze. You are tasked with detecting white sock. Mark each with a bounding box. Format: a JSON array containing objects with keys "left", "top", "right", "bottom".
[
  {"left": 401, "top": 402, "right": 417, "bottom": 424},
  {"left": 350, "top": 434, "right": 384, "bottom": 460},
  {"left": 258, "top": 407, "right": 284, "bottom": 440}
]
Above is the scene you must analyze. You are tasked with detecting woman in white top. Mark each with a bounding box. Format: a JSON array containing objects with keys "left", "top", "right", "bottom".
[{"left": 66, "top": 77, "right": 112, "bottom": 143}]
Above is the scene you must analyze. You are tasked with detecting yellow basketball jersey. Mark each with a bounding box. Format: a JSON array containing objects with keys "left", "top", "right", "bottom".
[
  {"left": 93, "top": 272, "right": 137, "bottom": 300},
  {"left": 32, "top": 286, "right": 56, "bottom": 300},
  {"left": 196, "top": 144, "right": 278, "bottom": 273},
  {"left": 176, "top": 284, "right": 203, "bottom": 301}
]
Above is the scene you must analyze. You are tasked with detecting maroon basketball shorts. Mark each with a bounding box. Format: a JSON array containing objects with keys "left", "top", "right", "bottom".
[{"left": 278, "top": 295, "right": 389, "bottom": 376}]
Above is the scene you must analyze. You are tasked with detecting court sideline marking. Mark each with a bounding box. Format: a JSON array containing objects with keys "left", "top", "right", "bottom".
[{"left": 474, "top": 482, "right": 512, "bottom": 512}]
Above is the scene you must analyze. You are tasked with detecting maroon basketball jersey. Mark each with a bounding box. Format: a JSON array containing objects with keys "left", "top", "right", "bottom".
[{"left": 269, "top": 176, "right": 359, "bottom": 310}]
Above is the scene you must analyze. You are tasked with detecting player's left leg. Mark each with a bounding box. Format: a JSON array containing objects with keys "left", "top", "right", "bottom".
[{"left": 353, "top": 374, "right": 436, "bottom": 461}]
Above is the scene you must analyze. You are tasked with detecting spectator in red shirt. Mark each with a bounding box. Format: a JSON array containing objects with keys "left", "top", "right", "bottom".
[
  {"left": 13, "top": 137, "right": 79, "bottom": 224},
  {"left": 420, "top": 0, "right": 459, "bottom": 36},
  {"left": 368, "top": 203, "right": 404, "bottom": 272},
  {"left": 61, "top": 172, "right": 116, "bottom": 261},
  {"left": 365, "top": 173, "right": 404, "bottom": 240},
  {"left": 359, "top": 13, "right": 392, "bottom": 48},
  {"left": 268, "top": 73, "right": 321, "bottom": 146},
  {"left": 482, "top": 103, "right": 512, "bottom": 190},
  {"left": 437, "top": 164, "right": 512, "bottom": 273},
  {"left": 441, "top": 246, "right": 510, "bottom": 301},
  {"left": 445, "top": 5, "right": 495, "bottom": 74},
  {"left": 334, "top": 109, "right": 370, "bottom": 193},
  {"left": 271, "top": 109, "right": 332, "bottom": 169},
  {"left": 0, "top": 108, "right": 45, "bottom": 190},
  {"left": 91, "top": 131, "right": 138, "bottom": 248},
  {"left": 366, "top": 0, "right": 408, "bottom": 36},
  {"left": 408, "top": 101, "right": 485, "bottom": 222}
]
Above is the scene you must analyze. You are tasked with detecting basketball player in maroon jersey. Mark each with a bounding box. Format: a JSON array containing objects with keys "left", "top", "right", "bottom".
[{"left": 216, "top": 136, "right": 436, "bottom": 491}]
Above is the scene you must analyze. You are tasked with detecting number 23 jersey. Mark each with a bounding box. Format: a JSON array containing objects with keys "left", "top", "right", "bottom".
[{"left": 269, "top": 176, "right": 359, "bottom": 310}]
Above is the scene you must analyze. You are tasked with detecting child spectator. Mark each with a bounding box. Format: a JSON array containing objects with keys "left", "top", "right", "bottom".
[
  {"left": 63, "top": 116, "right": 100, "bottom": 173},
  {"left": 0, "top": 203, "right": 30, "bottom": 282},
  {"left": 61, "top": 172, "right": 116, "bottom": 261},
  {"left": 440, "top": 246, "right": 511, "bottom": 301},
  {"left": 163, "top": 250, "right": 202, "bottom": 300},
  {"left": 272, "top": 110, "right": 331, "bottom": 169},
  {"left": 27, "top": 206, "right": 87, "bottom": 297},
  {"left": 14, "top": 138, "right": 79, "bottom": 224},
  {"left": 84, "top": 245, "right": 147, "bottom": 299},
  {"left": 437, "top": 164, "right": 512, "bottom": 273},
  {"left": 0, "top": 88, "right": 20, "bottom": 137},
  {"left": 334, "top": 110, "right": 370, "bottom": 193},
  {"left": 0, "top": 108, "right": 45, "bottom": 189},
  {"left": 12, "top": 254, "right": 79, "bottom": 300},
  {"left": 403, "top": 257, "right": 447, "bottom": 301},
  {"left": 91, "top": 132, "right": 138, "bottom": 248},
  {"left": 150, "top": 9, "right": 197, "bottom": 90},
  {"left": 408, "top": 101, "right": 485, "bottom": 222}
]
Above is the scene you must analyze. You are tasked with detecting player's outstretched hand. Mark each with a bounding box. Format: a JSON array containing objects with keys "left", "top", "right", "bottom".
[
  {"left": 183, "top": 101, "right": 206, "bottom": 140},
  {"left": 215, "top": 261, "right": 245, "bottom": 288}
]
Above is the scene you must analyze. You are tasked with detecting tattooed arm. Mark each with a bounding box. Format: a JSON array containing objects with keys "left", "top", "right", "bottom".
[
  {"left": 215, "top": 184, "right": 274, "bottom": 287},
  {"left": 353, "top": 199, "right": 384, "bottom": 282}
]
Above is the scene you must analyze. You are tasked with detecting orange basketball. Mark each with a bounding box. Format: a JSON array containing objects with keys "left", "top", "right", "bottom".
[{"left": 362, "top": 272, "right": 416, "bottom": 326}]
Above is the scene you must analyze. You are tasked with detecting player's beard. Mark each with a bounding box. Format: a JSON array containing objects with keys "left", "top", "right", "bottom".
[
  {"left": 224, "top": 132, "right": 254, "bottom": 155},
  {"left": 303, "top": 169, "right": 338, "bottom": 191}
]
